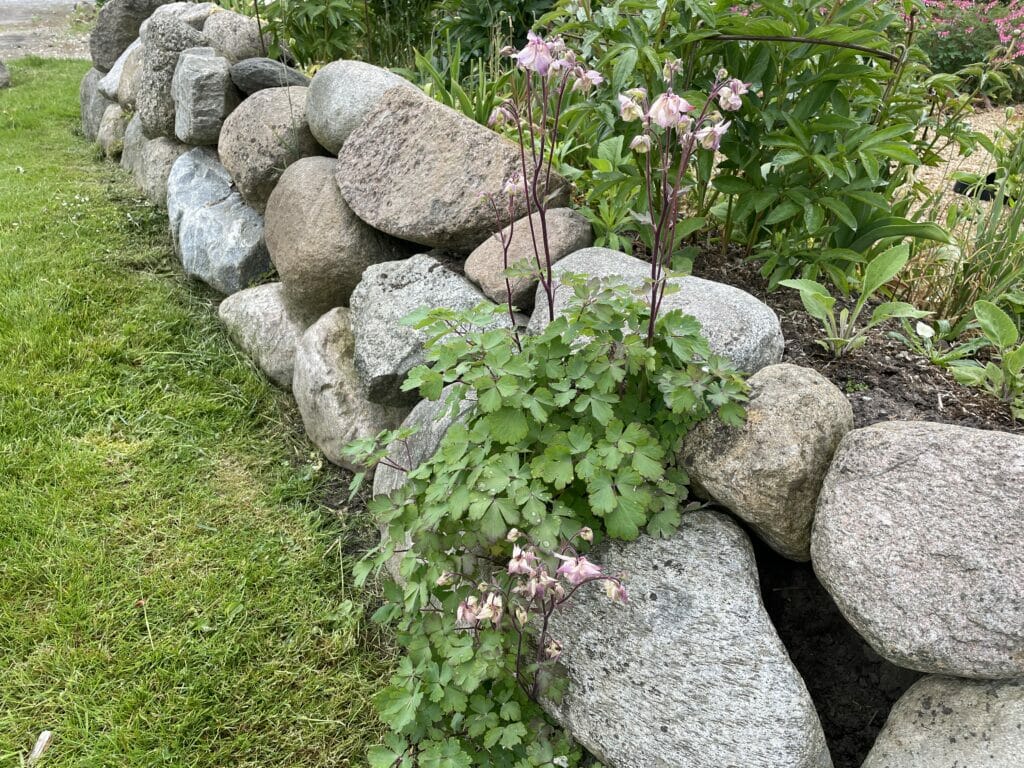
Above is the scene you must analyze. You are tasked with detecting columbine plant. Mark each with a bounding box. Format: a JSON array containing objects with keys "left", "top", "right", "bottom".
[
  {"left": 617, "top": 66, "right": 749, "bottom": 343},
  {"left": 444, "top": 526, "right": 627, "bottom": 704},
  {"left": 488, "top": 31, "right": 603, "bottom": 322}
]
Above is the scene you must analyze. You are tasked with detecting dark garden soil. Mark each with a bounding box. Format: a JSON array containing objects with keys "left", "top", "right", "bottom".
[
  {"left": 694, "top": 245, "right": 1020, "bottom": 767},
  {"left": 693, "top": 246, "right": 1023, "bottom": 435}
]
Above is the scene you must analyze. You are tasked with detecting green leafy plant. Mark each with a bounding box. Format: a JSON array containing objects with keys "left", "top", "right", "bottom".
[
  {"left": 948, "top": 299, "right": 1024, "bottom": 418},
  {"left": 347, "top": 277, "right": 747, "bottom": 766},
  {"left": 780, "top": 243, "right": 930, "bottom": 357},
  {"left": 539, "top": 0, "right": 960, "bottom": 289},
  {"left": 890, "top": 317, "right": 989, "bottom": 364}
]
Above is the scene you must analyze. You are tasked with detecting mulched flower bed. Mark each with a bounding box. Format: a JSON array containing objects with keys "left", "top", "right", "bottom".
[{"left": 693, "top": 246, "right": 1022, "bottom": 435}]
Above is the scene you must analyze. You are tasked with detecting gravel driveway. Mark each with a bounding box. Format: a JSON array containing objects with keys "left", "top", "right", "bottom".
[{"left": 0, "top": 0, "right": 92, "bottom": 61}]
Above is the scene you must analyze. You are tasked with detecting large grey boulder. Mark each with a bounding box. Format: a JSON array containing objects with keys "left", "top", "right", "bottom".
[
  {"left": 165, "top": 147, "right": 233, "bottom": 249},
  {"left": 349, "top": 254, "right": 506, "bottom": 406},
  {"left": 81, "top": 68, "right": 114, "bottom": 142},
  {"left": 120, "top": 113, "right": 147, "bottom": 176},
  {"left": 862, "top": 676, "right": 1024, "bottom": 768},
  {"left": 171, "top": 47, "right": 239, "bottom": 145},
  {"left": 464, "top": 208, "right": 593, "bottom": 310},
  {"left": 98, "top": 38, "right": 141, "bottom": 100},
  {"left": 230, "top": 57, "right": 309, "bottom": 95},
  {"left": 218, "top": 86, "right": 324, "bottom": 213},
  {"left": 115, "top": 41, "right": 145, "bottom": 110},
  {"left": 337, "top": 86, "right": 571, "bottom": 252},
  {"left": 89, "top": 0, "right": 171, "bottom": 73},
  {"left": 293, "top": 309, "right": 411, "bottom": 469},
  {"left": 137, "top": 15, "right": 205, "bottom": 138},
  {"left": 680, "top": 364, "right": 852, "bottom": 560},
  {"left": 528, "top": 248, "right": 785, "bottom": 373},
  {"left": 179, "top": 193, "right": 270, "bottom": 294},
  {"left": 138, "top": 1, "right": 217, "bottom": 35},
  {"left": 136, "top": 136, "right": 189, "bottom": 206},
  {"left": 812, "top": 421, "right": 1024, "bottom": 679},
  {"left": 201, "top": 10, "right": 269, "bottom": 62},
  {"left": 218, "top": 282, "right": 312, "bottom": 390},
  {"left": 306, "top": 60, "right": 413, "bottom": 154},
  {"left": 546, "top": 512, "right": 832, "bottom": 768},
  {"left": 97, "top": 104, "right": 130, "bottom": 160},
  {"left": 265, "top": 157, "right": 407, "bottom": 317}
]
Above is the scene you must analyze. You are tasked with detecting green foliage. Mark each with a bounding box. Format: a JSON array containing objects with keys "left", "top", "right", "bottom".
[
  {"left": 780, "top": 244, "right": 930, "bottom": 356},
  {"left": 903, "top": 122, "right": 1024, "bottom": 326},
  {"left": 435, "top": 0, "right": 555, "bottom": 63},
  {"left": 948, "top": 300, "right": 1024, "bottom": 418},
  {"left": 411, "top": 39, "right": 513, "bottom": 126},
  {"left": 347, "top": 277, "right": 747, "bottom": 765},
  {"left": 540, "top": 0, "right": 962, "bottom": 288},
  {"left": 0, "top": 59, "right": 389, "bottom": 766}
]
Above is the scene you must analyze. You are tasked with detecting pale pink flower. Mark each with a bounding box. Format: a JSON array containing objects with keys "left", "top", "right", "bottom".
[
  {"left": 555, "top": 554, "right": 603, "bottom": 585},
  {"left": 476, "top": 592, "right": 503, "bottom": 625},
  {"left": 629, "top": 135, "right": 652, "bottom": 153},
  {"left": 508, "top": 545, "right": 538, "bottom": 576},
  {"left": 604, "top": 579, "right": 629, "bottom": 604},
  {"left": 520, "top": 569, "right": 558, "bottom": 599},
  {"left": 648, "top": 91, "right": 694, "bottom": 128},
  {"left": 506, "top": 528, "right": 522, "bottom": 542},
  {"left": 514, "top": 605, "right": 529, "bottom": 626},
  {"left": 436, "top": 572, "right": 455, "bottom": 586},
  {"left": 457, "top": 596, "right": 479, "bottom": 627},
  {"left": 727, "top": 78, "right": 751, "bottom": 96},
  {"left": 718, "top": 87, "right": 743, "bottom": 112},
  {"left": 572, "top": 69, "right": 604, "bottom": 93},
  {"left": 578, "top": 526, "right": 594, "bottom": 542},
  {"left": 618, "top": 93, "right": 644, "bottom": 122},
  {"left": 695, "top": 120, "right": 731, "bottom": 150},
  {"left": 514, "top": 31, "right": 555, "bottom": 76}
]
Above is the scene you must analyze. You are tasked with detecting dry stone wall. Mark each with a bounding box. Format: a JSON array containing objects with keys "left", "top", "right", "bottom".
[{"left": 82, "top": 7, "right": 1024, "bottom": 765}]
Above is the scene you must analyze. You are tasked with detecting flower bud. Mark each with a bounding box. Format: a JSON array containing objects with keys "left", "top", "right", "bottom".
[
  {"left": 578, "top": 526, "right": 594, "bottom": 542},
  {"left": 629, "top": 134, "right": 652, "bottom": 153},
  {"left": 506, "top": 528, "right": 521, "bottom": 542}
]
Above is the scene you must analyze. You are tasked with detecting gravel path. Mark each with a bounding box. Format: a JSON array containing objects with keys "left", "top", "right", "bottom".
[{"left": 0, "top": 0, "right": 92, "bottom": 61}]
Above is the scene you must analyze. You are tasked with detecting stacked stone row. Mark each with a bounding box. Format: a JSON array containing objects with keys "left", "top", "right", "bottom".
[{"left": 82, "top": 3, "right": 1023, "bottom": 765}]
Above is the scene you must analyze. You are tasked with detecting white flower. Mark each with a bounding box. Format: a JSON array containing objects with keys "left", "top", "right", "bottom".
[
  {"left": 916, "top": 321, "right": 936, "bottom": 339},
  {"left": 648, "top": 91, "right": 695, "bottom": 128},
  {"left": 618, "top": 93, "right": 644, "bottom": 122}
]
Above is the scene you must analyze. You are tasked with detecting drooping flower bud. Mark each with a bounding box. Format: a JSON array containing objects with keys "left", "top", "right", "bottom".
[
  {"left": 604, "top": 579, "right": 629, "bottom": 604},
  {"left": 618, "top": 93, "right": 644, "bottom": 122},
  {"left": 506, "top": 528, "right": 522, "bottom": 542},
  {"left": 545, "top": 639, "right": 563, "bottom": 660},
  {"left": 578, "top": 526, "right": 594, "bottom": 542},
  {"left": 629, "top": 135, "right": 652, "bottom": 153}
]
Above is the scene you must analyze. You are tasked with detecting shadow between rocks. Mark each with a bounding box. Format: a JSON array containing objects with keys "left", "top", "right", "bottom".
[{"left": 750, "top": 532, "right": 922, "bottom": 768}]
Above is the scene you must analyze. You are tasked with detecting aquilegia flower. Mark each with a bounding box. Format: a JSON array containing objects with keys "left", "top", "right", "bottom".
[
  {"left": 629, "top": 135, "right": 653, "bottom": 153},
  {"left": 514, "top": 31, "right": 555, "bottom": 76},
  {"left": 508, "top": 545, "right": 538, "bottom": 576},
  {"left": 555, "top": 554, "right": 603, "bottom": 585},
  {"left": 718, "top": 86, "right": 743, "bottom": 112},
  {"left": 618, "top": 93, "right": 644, "bottom": 122},
  {"left": 695, "top": 120, "right": 731, "bottom": 150},
  {"left": 648, "top": 91, "right": 695, "bottom": 128},
  {"left": 573, "top": 68, "right": 604, "bottom": 93}
]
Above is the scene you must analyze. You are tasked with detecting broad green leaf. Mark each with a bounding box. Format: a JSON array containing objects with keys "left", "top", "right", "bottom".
[
  {"left": 861, "top": 244, "right": 908, "bottom": 300},
  {"left": 974, "top": 300, "right": 1019, "bottom": 349}
]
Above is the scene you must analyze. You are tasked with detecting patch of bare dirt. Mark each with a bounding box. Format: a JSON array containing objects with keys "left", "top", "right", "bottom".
[{"left": 0, "top": 0, "right": 92, "bottom": 61}]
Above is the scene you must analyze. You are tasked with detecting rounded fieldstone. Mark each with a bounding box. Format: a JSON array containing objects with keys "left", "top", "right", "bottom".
[
  {"left": 464, "top": 208, "right": 594, "bottom": 310},
  {"left": 202, "top": 10, "right": 270, "bottom": 63},
  {"left": 293, "top": 308, "right": 410, "bottom": 469},
  {"left": 217, "top": 86, "right": 324, "bottom": 212},
  {"left": 680, "top": 363, "right": 853, "bottom": 560},
  {"left": 812, "top": 421, "right": 1024, "bottom": 679},
  {"left": 264, "top": 157, "right": 407, "bottom": 316},
  {"left": 337, "top": 86, "right": 571, "bottom": 252},
  {"left": 89, "top": 0, "right": 170, "bottom": 73},
  {"left": 230, "top": 58, "right": 309, "bottom": 94},
  {"left": 306, "top": 60, "right": 413, "bottom": 154},
  {"left": 527, "top": 247, "right": 785, "bottom": 373},
  {"left": 862, "top": 676, "right": 1024, "bottom": 767}
]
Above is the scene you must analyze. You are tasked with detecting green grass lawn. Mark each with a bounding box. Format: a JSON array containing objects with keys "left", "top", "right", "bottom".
[{"left": 0, "top": 58, "right": 389, "bottom": 767}]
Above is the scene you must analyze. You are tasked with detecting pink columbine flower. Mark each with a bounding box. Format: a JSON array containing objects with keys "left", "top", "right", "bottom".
[
  {"left": 521, "top": 569, "right": 558, "bottom": 599},
  {"left": 629, "top": 135, "right": 652, "bottom": 153},
  {"left": 555, "top": 554, "right": 603, "bottom": 585},
  {"left": 618, "top": 93, "right": 644, "bottom": 122},
  {"left": 476, "top": 592, "right": 503, "bottom": 625},
  {"left": 604, "top": 580, "right": 629, "bottom": 604},
  {"left": 648, "top": 91, "right": 695, "bottom": 129},
  {"left": 514, "top": 31, "right": 555, "bottom": 76},
  {"left": 457, "top": 596, "right": 479, "bottom": 627},
  {"left": 572, "top": 69, "right": 604, "bottom": 93},
  {"left": 727, "top": 78, "right": 751, "bottom": 96},
  {"left": 718, "top": 87, "right": 743, "bottom": 112},
  {"left": 695, "top": 120, "right": 731, "bottom": 150},
  {"left": 508, "top": 545, "right": 537, "bottom": 576}
]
